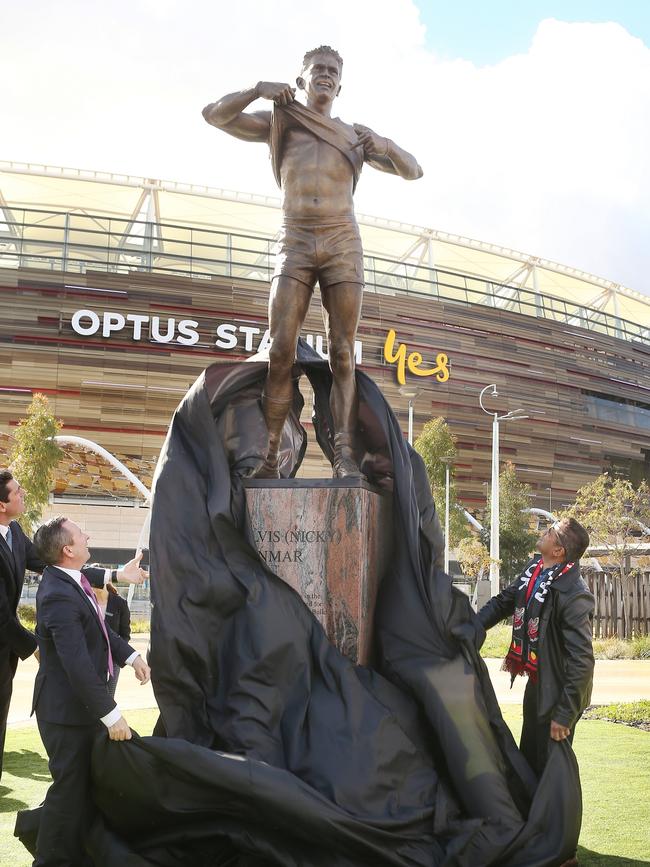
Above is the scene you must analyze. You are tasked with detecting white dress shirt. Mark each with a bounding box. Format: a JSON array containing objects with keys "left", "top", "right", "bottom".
[{"left": 56, "top": 566, "right": 139, "bottom": 728}]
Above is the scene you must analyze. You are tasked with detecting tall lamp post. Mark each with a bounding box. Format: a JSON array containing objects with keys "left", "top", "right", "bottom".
[
  {"left": 398, "top": 385, "right": 420, "bottom": 445},
  {"left": 441, "top": 456, "right": 453, "bottom": 574},
  {"left": 479, "top": 385, "right": 528, "bottom": 597}
]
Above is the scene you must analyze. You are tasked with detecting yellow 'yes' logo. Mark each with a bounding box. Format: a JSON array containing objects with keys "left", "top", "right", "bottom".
[{"left": 383, "top": 329, "right": 450, "bottom": 386}]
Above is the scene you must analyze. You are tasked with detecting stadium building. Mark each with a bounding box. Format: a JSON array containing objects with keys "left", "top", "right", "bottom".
[{"left": 1, "top": 161, "right": 649, "bottom": 564}]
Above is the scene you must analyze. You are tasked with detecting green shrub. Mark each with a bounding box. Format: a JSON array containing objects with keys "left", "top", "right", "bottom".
[
  {"left": 480, "top": 623, "right": 650, "bottom": 660},
  {"left": 592, "top": 638, "right": 635, "bottom": 659},
  {"left": 592, "top": 636, "right": 650, "bottom": 659},
  {"left": 131, "top": 618, "right": 150, "bottom": 634},
  {"left": 584, "top": 701, "right": 650, "bottom": 726},
  {"left": 18, "top": 604, "right": 36, "bottom": 630},
  {"left": 19, "top": 604, "right": 150, "bottom": 634},
  {"left": 631, "top": 635, "right": 650, "bottom": 659}
]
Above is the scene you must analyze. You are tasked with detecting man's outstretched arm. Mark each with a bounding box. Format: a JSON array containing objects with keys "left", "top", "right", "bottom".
[
  {"left": 353, "top": 124, "right": 423, "bottom": 180},
  {"left": 202, "top": 82, "right": 295, "bottom": 143}
]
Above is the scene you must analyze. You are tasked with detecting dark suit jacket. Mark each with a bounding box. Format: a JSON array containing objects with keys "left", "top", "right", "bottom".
[
  {"left": 0, "top": 521, "right": 106, "bottom": 662},
  {"left": 104, "top": 592, "right": 131, "bottom": 642},
  {"left": 33, "top": 565, "right": 136, "bottom": 725},
  {"left": 478, "top": 557, "right": 595, "bottom": 729}
]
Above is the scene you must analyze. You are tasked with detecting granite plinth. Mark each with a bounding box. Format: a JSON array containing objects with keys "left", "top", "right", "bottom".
[{"left": 244, "top": 478, "right": 392, "bottom": 664}]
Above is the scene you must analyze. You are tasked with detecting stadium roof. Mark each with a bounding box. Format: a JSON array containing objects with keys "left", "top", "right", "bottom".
[{"left": 1, "top": 160, "right": 649, "bottom": 336}]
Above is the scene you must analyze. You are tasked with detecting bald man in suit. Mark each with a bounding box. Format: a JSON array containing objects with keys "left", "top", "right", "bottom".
[{"left": 31, "top": 515, "right": 151, "bottom": 866}]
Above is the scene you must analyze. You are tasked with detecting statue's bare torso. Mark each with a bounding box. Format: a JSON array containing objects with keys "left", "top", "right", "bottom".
[{"left": 280, "top": 124, "right": 356, "bottom": 221}]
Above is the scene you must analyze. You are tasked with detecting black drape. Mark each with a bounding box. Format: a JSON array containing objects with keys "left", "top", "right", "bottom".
[{"left": 16, "top": 343, "right": 582, "bottom": 866}]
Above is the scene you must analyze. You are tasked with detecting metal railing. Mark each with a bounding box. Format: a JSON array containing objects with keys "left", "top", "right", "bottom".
[
  {"left": 20, "top": 581, "right": 152, "bottom": 617},
  {"left": 1, "top": 207, "right": 647, "bottom": 344}
]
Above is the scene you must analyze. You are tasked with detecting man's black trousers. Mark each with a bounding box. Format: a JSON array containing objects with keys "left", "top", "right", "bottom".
[
  {"left": 34, "top": 717, "right": 101, "bottom": 867},
  {"left": 521, "top": 679, "right": 576, "bottom": 776},
  {"left": 0, "top": 649, "right": 18, "bottom": 781}
]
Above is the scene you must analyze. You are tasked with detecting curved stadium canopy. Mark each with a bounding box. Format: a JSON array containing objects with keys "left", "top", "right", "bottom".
[{"left": 0, "top": 160, "right": 648, "bottom": 341}]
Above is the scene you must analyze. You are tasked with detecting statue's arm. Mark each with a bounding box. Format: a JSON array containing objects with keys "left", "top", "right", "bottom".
[
  {"left": 202, "top": 82, "right": 295, "bottom": 143},
  {"left": 353, "top": 124, "right": 423, "bottom": 180}
]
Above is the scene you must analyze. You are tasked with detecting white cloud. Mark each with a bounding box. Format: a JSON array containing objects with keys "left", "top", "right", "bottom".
[{"left": 2, "top": 2, "right": 649, "bottom": 290}]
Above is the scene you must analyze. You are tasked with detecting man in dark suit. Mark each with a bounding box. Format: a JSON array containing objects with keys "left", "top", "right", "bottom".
[
  {"left": 0, "top": 469, "right": 146, "bottom": 782},
  {"left": 32, "top": 515, "right": 151, "bottom": 867}
]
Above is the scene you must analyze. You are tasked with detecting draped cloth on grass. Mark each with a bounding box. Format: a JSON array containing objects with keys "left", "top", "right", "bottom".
[{"left": 15, "top": 342, "right": 582, "bottom": 866}]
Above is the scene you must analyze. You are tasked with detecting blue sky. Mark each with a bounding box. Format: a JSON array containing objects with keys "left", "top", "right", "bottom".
[{"left": 416, "top": 1, "right": 649, "bottom": 64}]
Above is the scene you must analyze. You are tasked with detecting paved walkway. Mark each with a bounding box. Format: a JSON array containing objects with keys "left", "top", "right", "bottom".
[
  {"left": 8, "top": 635, "right": 650, "bottom": 726},
  {"left": 484, "top": 657, "right": 650, "bottom": 705}
]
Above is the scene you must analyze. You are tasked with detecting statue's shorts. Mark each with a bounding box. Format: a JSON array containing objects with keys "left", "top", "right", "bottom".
[{"left": 272, "top": 218, "right": 364, "bottom": 290}]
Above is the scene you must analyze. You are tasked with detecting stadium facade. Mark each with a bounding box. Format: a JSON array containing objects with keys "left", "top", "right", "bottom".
[{"left": 1, "top": 162, "right": 649, "bottom": 563}]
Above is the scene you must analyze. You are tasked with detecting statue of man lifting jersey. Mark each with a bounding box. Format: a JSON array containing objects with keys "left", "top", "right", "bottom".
[{"left": 203, "top": 45, "right": 422, "bottom": 477}]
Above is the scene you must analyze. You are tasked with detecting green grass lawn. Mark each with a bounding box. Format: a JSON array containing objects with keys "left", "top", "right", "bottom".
[
  {"left": 2, "top": 707, "right": 648, "bottom": 865},
  {"left": 499, "top": 706, "right": 650, "bottom": 864},
  {"left": 0, "top": 709, "right": 159, "bottom": 865}
]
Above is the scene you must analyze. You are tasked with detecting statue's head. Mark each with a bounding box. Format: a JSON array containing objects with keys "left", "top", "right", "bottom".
[{"left": 297, "top": 45, "right": 343, "bottom": 106}]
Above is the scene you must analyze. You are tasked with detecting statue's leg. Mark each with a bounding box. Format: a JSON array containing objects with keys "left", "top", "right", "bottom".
[
  {"left": 257, "top": 275, "right": 313, "bottom": 478},
  {"left": 321, "top": 281, "right": 363, "bottom": 479}
]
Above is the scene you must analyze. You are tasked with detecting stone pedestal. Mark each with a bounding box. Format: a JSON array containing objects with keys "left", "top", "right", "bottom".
[{"left": 244, "top": 479, "right": 392, "bottom": 664}]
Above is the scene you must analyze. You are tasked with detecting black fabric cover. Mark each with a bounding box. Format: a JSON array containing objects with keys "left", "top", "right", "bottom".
[{"left": 16, "top": 343, "right": 582, "bottom": 866}]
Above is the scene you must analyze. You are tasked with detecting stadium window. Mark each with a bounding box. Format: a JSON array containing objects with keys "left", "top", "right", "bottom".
[
  {"left": 582, "top": 389, "right": 650, "bottom": 432},
  {"left": 605, "top": 451, "right": 650, "bottom": 486}
]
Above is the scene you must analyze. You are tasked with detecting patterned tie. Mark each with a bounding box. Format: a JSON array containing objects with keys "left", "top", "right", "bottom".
[
  {"left": 5, "top": 525, "right": 12, "bottom": 551},
  {"left": 79, "top": 573, "right": 114, "bottom": 677}
]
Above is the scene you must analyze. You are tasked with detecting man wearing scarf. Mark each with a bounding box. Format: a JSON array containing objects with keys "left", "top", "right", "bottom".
[{"left": 479, "top": 517, "right": 595, "bottom": 778}]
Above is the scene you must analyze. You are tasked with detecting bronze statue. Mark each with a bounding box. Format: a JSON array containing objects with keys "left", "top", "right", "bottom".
[{"left": 203, "top": 46, "right": 422, "bottom": 478}]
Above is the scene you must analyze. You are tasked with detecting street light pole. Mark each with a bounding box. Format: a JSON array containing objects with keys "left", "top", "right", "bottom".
[
  {"left": 443, "top": 457, "right": 451, "bottom": 574},
  {"left": 489, "top": 412, "right": 500, "bottom": 596},
  {"left": 479, "top": 385, "right": 528, "bottom": 597},
  {"left": 399, "top": 386, "right": 420, "bottom": 445}
]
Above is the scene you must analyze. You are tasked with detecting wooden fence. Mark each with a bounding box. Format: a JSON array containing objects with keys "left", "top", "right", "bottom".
[{"left": 584, "top": 570, "right": 650, "bottom": 639}]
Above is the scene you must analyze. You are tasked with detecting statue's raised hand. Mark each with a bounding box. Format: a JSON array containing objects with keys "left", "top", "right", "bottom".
[
  {"left": 256, "top": 81, "right": 296, "bottom": 105},
  {"left": 353, "top": 124, "right": 389, "bottom": 157}
]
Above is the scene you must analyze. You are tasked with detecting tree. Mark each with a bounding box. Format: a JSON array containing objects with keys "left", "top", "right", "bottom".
[
  {"left": 562, "top": 473, "right": 650, "bottom": 583},
  {"left": 414, "top": 417, "right": 469, "bottom": 547},
  {"left": 484, "top": 461, "right": 537, "bottom": 585},
  {"left": 456, "top": 535, "right": 491, "bottom": 581},
  {"left": 9, "top": 393, "right": 63, "bottom": 532}
]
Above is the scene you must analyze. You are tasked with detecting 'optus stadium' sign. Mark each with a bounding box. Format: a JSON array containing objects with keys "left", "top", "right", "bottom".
[
  {"left": 70, "top": 308, "right": 363, "bottom": 363},
  {"left": 69, "top": 309, "right": 450, "bottom": 383}
]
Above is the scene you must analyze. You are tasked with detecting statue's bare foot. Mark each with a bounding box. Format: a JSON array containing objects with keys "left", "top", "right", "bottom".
[
  {"left": 255, "top": 453, "right": 280, "bottom": 479},
  {"left": 332, "top": 435, "right": 364, "bottom": 479}
]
